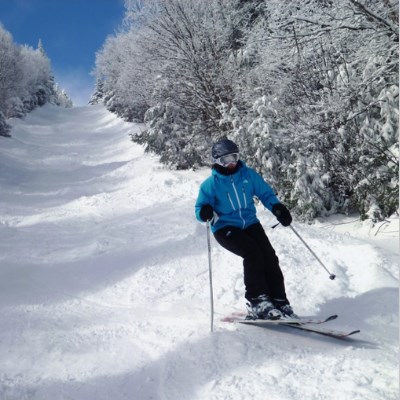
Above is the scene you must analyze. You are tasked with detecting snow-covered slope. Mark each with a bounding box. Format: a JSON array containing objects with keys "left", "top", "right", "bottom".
[{"left": 0, "top": 105, "right": 398, "bottom": 400}]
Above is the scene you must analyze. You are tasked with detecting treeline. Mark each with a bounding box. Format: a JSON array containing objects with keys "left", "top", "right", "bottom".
[
  {"left": 93, "top": 0, "right": 398, "bottom": 222},
  {"left": 0, "top": 24, "right": 72, "bottom": 136}
]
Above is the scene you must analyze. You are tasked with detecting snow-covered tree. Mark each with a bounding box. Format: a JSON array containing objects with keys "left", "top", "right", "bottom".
[
  {"left": 53, "top": 84, "right": 73, "bottom": 108},
  {"left": 232, "top": 0, "right": 399, "bottom": 220},
  {"left": 0, "top": 26, "right": 73, "bottom": 136},
  {"left": 0, "top": 25, "right": 23, "bottom": 118},
  {"left": 94, "top": 0, "right": 398, "bottom": 221}
]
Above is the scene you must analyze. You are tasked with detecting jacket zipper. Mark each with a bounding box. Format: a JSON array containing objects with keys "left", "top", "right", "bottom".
[
  {"left": 242, "top": 186, "right": 247, "bottom": 208},
  {"left": 231, "top": 177, "right": 246, "bottom": 228},
  {"left": 227, "top": 192, "right": 236, "bottom": 210}
]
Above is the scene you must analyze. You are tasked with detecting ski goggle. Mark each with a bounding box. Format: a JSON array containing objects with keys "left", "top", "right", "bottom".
[{"left": 214, "top": 152, "right": 239, "bottom": 166}]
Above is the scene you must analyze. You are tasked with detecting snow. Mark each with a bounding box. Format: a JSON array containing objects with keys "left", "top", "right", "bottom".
[{"left": 0, "top": 104, "right": 398, "bottom": 400}]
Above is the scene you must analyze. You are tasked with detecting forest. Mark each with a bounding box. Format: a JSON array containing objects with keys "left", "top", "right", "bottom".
[
  {"left": 0, "top": 25, "right": 72, "bottom": 137},
  {"left": 97, "top": 0, "right": 397, "bottom": 221}
]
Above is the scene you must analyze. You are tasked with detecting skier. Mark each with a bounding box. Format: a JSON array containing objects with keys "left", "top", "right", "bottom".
[{"left": 195, "top": 138, "right": 295, "bottom": 320}]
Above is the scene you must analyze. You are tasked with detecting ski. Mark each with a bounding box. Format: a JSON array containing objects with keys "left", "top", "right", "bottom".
[
  {"left": 239, "top": 314, "right": 338, "bottom": 326},
  {"left": 279, "top": 323, "right": 361, "bottom": 338},
  {"left": 221, "top": 312, "right": 338, "bottom": 325},
  {"left": 222, "top": 312, "right": 360, "bottom": 339}
]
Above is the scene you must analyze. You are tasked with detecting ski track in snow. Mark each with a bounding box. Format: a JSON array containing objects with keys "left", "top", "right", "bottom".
[{"left": 0, "top": 105, "right": 398, "bottom": 400}]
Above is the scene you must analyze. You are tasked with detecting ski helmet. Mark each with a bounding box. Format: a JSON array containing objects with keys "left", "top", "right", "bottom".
[{"left": 211, "top": 139, "right": 239, "bottom": 161}]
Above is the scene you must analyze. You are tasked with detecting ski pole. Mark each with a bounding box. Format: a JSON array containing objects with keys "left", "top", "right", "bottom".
[
  {"left": 289, "top": 225, "right": 336, "bottom": 280},
  {"left": 206, "top": 220, "right": 215, "bottom": 332}
]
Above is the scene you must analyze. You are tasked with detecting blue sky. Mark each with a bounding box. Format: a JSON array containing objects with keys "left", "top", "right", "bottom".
[{"left": 0, "top": 0, "right": 125, "bottom": 106}]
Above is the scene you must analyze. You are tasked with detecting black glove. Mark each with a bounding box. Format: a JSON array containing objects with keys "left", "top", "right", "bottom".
[
  {"left": 200, "top": 204, "right": 214, "bottom": 222},
  {"left": 272, "top": 203, "right": 292, "bottom": 227}
]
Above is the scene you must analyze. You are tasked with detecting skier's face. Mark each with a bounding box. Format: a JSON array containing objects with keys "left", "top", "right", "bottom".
[{"left": 225, "top": 161, "right": 238, "bottom": 171}]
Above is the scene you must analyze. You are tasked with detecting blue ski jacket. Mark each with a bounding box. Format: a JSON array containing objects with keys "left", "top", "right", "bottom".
[{"left": 195, "top": 161, "right": 281, "bottom": 233}]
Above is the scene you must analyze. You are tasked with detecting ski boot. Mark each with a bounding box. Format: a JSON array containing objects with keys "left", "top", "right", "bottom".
[
  {"left": 246, "top": 294, "right": 283, "bottom": 320},
  {"left": 273, "top": 299, "right": 298, "bottom": 319}
]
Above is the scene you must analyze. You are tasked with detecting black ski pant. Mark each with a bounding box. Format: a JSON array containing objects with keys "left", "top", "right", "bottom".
[{"left": 214, "top": 222, "right": 288, "bottom": 303}]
